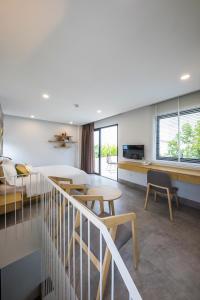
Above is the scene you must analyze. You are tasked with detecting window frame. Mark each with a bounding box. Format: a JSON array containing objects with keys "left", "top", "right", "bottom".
[{"left": 156, "top": 107, "right": 200, "bottom": 164}]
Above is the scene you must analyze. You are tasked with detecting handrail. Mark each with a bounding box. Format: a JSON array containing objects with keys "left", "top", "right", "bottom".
[{"left": 44, "top": 175, "right": 142, "bottom": 300}]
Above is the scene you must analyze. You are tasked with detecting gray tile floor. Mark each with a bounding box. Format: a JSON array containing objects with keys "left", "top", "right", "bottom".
[{"left": 89, "top": 174, "right": 200, "bottom": 300}]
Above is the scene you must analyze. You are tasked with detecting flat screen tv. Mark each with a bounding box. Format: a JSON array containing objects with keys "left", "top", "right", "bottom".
[{"left": 123, "top": 145, "right": 144, "bottom": 160}]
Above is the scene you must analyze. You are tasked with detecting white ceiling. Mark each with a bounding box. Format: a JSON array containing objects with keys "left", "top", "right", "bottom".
[{"left": 0, "top": 0, "right": 200, "bottom": 125}]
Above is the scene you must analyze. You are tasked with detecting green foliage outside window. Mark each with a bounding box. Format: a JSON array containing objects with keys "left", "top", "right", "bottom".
[
  {"left": 94, "top": 144, "right": 117, "bottom": 158},
  {"left": 167, "top": 121, "right": 200, "bottom": 159}
]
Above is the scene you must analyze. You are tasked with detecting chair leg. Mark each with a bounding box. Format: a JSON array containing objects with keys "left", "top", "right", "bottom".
[
  {"left": 110, "top": 200, "right": 115, "bottom": 215},
  {"left": 175, "top": 193, "right": 179, "bottom": 209},
  {"left": 108, "top": 201, "right": 112, "bottom": 214},
  {"left": 167, "top": 189, "right": 173, "bottom": 221},
  {"left": 154, "top": 191, "right": 157, "bottom": 202},
  {"left": 91, "top": 201, "right": 95, "bottom": 210},
  {"left": 96, "top": 226, "right": 117, "bottom": 300},
  {"left": 144, "top": 184, "right": 150, "bottom": 210}
]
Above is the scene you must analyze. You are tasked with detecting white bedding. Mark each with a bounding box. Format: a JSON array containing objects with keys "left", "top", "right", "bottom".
[
  {"left": 15, "top": 165, "right": 90, "bottom": 197},
  {"left": 33, "top": 165, "right": 90, "bottom": 185}
]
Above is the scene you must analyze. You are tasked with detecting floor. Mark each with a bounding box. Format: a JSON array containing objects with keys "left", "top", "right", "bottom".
[
  {"left": 89, "top": 174, "right": 200, "bottom": 300},
  {"left": 95, "top": 156, "right": 118, "bottom": 180}
]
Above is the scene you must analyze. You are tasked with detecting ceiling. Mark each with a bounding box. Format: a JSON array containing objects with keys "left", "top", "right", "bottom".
[{"left": 0, "top": 0, "right": 200, "bottom": 125}]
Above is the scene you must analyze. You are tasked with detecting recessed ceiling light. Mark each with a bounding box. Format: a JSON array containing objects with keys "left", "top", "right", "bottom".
[
  {"left": 69, "top": 121, "right": 73, "bottom": 124},
  {"left": 30, "top": 115, "right": 35, "bottom": 119},
  {"left": 97, "top": 110, "right": 102, "bottom": 114},
  {"left": 180, "top": 74, "right": 191, "bottom": 81},
  {"left": 42, "top": 93, "right": 50, "bottom": 99}
]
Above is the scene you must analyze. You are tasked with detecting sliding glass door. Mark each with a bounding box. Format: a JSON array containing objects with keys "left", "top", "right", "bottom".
[{"left": 94, "top": 125, "right": 118, "bottom": 180}]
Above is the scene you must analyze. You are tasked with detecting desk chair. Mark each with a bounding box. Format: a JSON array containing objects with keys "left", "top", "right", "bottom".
[
  {"left": 66, "top": 194, "right": 139, "bottom": 300},
  {"left": 144, "top": 170, "right": 179, "bottom": 221}
]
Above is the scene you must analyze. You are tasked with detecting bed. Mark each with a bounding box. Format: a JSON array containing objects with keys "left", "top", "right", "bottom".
[
  {"left": 3, "top": 164, "right": 90, "bottom": 198},
  {"left": 33, "top": 165, "right": 90, "bottom": 185}
]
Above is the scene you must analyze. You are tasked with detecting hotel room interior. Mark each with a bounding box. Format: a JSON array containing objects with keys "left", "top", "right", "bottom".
[{"left": 0, "top": 1, "right": 200, "bottom": 300}]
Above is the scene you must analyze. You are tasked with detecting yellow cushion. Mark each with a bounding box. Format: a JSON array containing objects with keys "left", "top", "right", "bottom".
[
  {"left": 15, "top": 164, "right": 29, "bottom": 176},
  {"left": 0, "top": 166, "right": 4, "bottom": 183}
]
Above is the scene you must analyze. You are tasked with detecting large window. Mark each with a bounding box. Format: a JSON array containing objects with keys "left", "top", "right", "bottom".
[{"left": 157, "top": 108, "right": 200, "bottom": 163}]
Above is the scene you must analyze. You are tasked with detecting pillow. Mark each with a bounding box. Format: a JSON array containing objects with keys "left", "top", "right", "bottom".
[
  {"left": 0, "top": 166, "right": 5, "bottom": 184},
  {"left": 15, "top": 164, "right": 30, "bottom": 176},
  {"left": 25, "top": 164, "right": 33, "bottom": 173},
  {"left": 2, "top": 160, "right": 17, "bottom": 185}
]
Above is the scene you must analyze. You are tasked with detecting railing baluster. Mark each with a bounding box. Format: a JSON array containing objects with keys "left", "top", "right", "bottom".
[
  {"left": 59, "top": 191, "right": 62, "bottom": 300},
  {"left": 14, "top": 176, "right": 16, "bottom": 225},
  {"left": 22, "top": 176, "right": 24, "bottom": 223},
  {"left": 47, "top": 180, "right": 49, "bottom": 296},
  {"left": 44, "top": 179, "right": 47, "bottom": 297},
  {"left": 54, "top": 187, "right": 57, "bottom": 296},
  {"left": 50, "top": 186, "right": 52, "bottom": 294},
  {"left": 4, "top": 180, "right": 7, "bottom": 229},
  {"left": 63, "top": 196, "right": 66, "bottom": 299},
  {"left": 41, "top": 175, "right": 45, "bottom": 298},
  {"left": 73, "top": 205, "right": 76, "bottom": 299},
  {"left": 47, "top": 183, "right": 50, "bottom": 295},
  {"left": 56, "top": 190, "right": 59, "bottom": 299},
  {"left": 88, "top": 220, "right": 91, "bottom": 300},
  {"left": 30, "top": 174, "right": 32, "bottom": 220},
  {"left": 68, "top": 197, "right": 71, "bottom": 300},
  {"left": 100, "top": 232, "right": 103, "bottom": 300},
  {"left": 36, "top": 173, "right": 39, "bottom": 217},
  {"left": 80, "top": 212, "right": 83, "bottom": 300},
  {"left": 111, "top": 257, "right": 114, "bottom": 300}
]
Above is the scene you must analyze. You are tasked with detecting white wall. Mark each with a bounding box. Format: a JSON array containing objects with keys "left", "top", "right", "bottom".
[
  {"left": 3, "top": 115, "right": 81, "bottom": 167},
  {"left": 95, "top": 106, "right": 200, "bottom": 204},
  {"left": 95, "top": 105, "right": 154, "bottom": 161}
]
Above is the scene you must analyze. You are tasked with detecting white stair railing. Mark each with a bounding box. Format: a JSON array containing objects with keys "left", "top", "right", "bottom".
[
  {"left": 0, "top": 173, "right": 142, "bottom": 300},
  {"left": 40, "top": 174, "right": 142, "bottom": 300}
]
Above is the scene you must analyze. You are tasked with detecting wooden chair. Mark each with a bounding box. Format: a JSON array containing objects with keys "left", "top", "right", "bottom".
[
  {"left": 66, "top": 194, "right": 139, "bottom": 300},
  {"left": 49, "top": 176, "right": 87, "bottom": 195},
  {"left": 49, "top": 176, "right": 73, "bottom": 185},
  {"left": 144, "top": 170, "right": 179, "bottom": 221},
  {"left": 48, "top": 182, "right": 86, "bottom": 244}
]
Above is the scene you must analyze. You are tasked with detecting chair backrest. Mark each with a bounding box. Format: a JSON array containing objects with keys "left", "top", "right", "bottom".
[
  {"left": 147, "top": 170, "right": 172, "bottom": 190},
  {"left": 106, "top": 155, "right": 111, "bottom": 164}
]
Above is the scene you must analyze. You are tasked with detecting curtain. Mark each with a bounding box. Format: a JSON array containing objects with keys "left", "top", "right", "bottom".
[{"left": 81, "top": 122, "right": 94, "bottom": 173}]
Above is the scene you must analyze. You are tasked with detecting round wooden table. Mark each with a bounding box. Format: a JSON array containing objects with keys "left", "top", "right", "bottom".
[{"left": 87, "top": 185, "right": 122, "bottom": 215}]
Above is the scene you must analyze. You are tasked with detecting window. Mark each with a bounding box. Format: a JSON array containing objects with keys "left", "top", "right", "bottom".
[{"left": 156, "top": 108, "right": 200, "bottom": 163}]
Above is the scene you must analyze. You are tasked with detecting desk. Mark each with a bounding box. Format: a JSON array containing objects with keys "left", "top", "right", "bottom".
[{"left": 118, "top": 161, "right": 200, "bottom": 185}]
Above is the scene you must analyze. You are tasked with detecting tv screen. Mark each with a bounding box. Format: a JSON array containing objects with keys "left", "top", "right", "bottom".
[{"left": 123, "top": 145, "right": 144, "bottom": 160}]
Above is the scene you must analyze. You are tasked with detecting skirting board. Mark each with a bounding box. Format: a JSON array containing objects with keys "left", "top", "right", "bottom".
[{"left": 118, "top": 178, "right": 200, "bottom": 210}]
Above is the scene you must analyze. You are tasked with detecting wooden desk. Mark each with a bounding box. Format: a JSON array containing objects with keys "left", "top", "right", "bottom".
[{"left": 118, "top": 161, "right": 200, "bottom": 185}]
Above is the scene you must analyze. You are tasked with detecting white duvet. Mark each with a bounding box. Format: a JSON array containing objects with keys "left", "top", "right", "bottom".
[
  {"left": 33, "top": 165, "right": 90, "bottom": 185},
  {"left": 15, "top": 165, "right": 90, "bottom": 198}
]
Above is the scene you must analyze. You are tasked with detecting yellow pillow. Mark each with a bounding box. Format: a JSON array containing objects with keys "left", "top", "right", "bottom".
[{"left": 15, "top": 164, "right": 29, "bottom": 176}]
